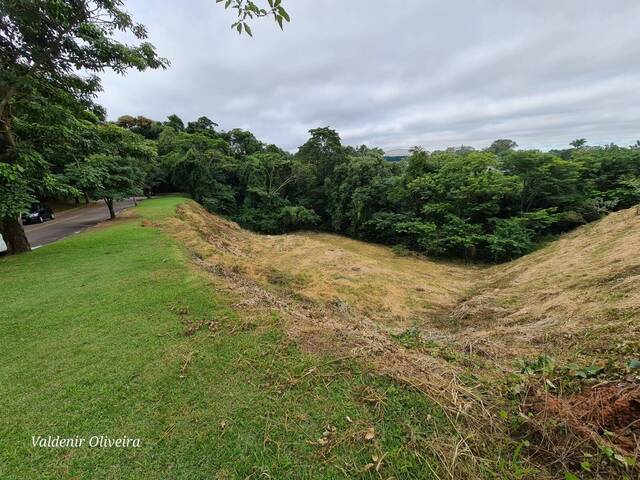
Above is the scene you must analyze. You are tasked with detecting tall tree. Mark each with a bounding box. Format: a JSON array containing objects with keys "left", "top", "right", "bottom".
[
  {"left": 164, "top": 114, "right": 185, "bottom": 132},
  {"left": 88, "top": 154, "right": 143, "bottom": 219},
  {"left": 487, "top": 139, "right": 518, "bottom": 155},
  {"left": 0, "top": 0, "right": 168, "bottom": 253},
  {"left": 186, "top": 116, "right": 218, "bottom": 135},
  {"left": 226, "top": 128, "right": 264, "bottom": 158},
  {"left": 570, "top": 138, "right": 588, "bottom": 149},
  {"left": 116, "top": 115, "right": 163, "bottom": 139}
]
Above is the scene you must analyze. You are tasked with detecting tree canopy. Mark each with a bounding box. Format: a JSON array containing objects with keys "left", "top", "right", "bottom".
[
  {"left": 2, "top": 1, "right": 639, "bottom": 263},
  {"left": 0, "top": 0, "right": 287, "bottom": 254}
]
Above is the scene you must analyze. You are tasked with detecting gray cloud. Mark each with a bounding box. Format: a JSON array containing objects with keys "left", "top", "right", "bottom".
[{"left": 98, "top": 0, "right": 640, "bottom": 152}]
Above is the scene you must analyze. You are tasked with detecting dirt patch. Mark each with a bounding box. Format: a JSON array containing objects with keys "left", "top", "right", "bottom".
[{"left": 524, "top": 383, "right": 640, "bottom": 457}]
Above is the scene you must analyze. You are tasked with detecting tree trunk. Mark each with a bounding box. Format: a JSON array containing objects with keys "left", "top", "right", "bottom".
[
  {"left": 132, "top": 196, "right": 138, "bottom": 206},
  {"left": 0, "top": 88, "right": 17, "bottom": 158},
  {"left": 105, "top": 198, "right": 116, "bottom": 220},
  {"left": 83, "top": 191, "right": 90, "bottom": 204},
  {"left": 0, "top": 216, "right": 31, "bottom": 254},
  {"left": 0, "top": 88, "right": 30, "bottom": 254}
]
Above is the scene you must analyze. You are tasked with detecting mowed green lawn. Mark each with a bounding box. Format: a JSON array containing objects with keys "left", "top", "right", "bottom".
[{"left": 0, "top": 196, "right": 449, "bottom": 479}]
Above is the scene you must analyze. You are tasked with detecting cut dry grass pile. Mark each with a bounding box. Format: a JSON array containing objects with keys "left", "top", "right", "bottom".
[
  {"left": 162, "top": 200, "right": 640, "bottom": 477},
  {"left": 522, "top": 382, "right": 640, "bottom": 458}
]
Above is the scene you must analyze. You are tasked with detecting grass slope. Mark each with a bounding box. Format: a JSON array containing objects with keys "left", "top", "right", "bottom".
[
  {"left": 159, "top": 200, "right": 640, "bottom": 478},
  {"left": 0, "top": 196, "right": 451, "bottom": 479}
]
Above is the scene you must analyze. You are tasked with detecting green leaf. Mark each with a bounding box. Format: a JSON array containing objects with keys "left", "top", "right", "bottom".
[
  {"left": 563, "top": 472, "right": 579, "bottom": 480},
  {"left": 628, "top": 359, "right": 640, "bottom": 370},
  {"left": 278, "top": 7, "right": 290, "bottom": 22}
]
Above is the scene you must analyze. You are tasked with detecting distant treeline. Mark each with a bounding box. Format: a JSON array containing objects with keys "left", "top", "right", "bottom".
[
  {"left": 112, "top": 115, "right": 640, "bottom": 261},
  {"left": 9, "top": 106, "right": 640, "bottom": 261}
]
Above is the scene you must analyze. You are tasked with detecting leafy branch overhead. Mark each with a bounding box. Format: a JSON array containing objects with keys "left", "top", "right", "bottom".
[{"left": 216, "top": 0, "right": 290, "bottom": 36}]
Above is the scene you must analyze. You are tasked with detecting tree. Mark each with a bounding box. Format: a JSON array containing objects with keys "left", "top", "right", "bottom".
[
  {"left": 64, "top": 123, "right": 156, "bottom": 214},
  {"left": 186, "top": 116, "right": 219, "bottom": 135},
  {"left": 164, "top": 114, "right": 185, "bottom": 132},
  {"left": 327, "top": 154, "right": 397, "bottom": 236},
  {"left": 116, "top": 115, "right": 163, "bottom": 139},
  {"left": 487, "top": 139, "right": 517, "bottom": 155},
  {"left": 570, "top": 138, "right": 587, "bottom": 148},
  {"left": 501, "top": 150, "right": 582, "bottom": 212},
  {"left": 294, "top": 127, "right": 347, "bottom": 220},
  {"left": 0, "top": 0, "right": 168, "bottom": 253},
  {"left": 0, "top": 83, "right": 99, "bottom": 252},
  {"left": 98, "top": 123, "right": 159, "bottom": 198},
  {"left": 226, "top": 128, "right": 264, "bottom": 158},
  {"left": 88, "top": 154, "right": 143, "bottom": 219},
  {"left": 64, "top": 159, "right": 105, "bottom": 204},
  {"left": 406, "top": 152, "right": 523, "bottom": 257}
]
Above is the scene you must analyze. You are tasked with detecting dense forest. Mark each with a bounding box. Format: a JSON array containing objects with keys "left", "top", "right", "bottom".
[
  {"left": 9, "top": 106, "right": 640, "bottom": 261},
  {"left": 1, "top": 1, "right": 639, "bottom": 261}
]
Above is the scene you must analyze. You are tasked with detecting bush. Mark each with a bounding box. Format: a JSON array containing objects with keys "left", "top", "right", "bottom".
[{"left": 484, "top": 218, "right": 535, "bottom": 262}]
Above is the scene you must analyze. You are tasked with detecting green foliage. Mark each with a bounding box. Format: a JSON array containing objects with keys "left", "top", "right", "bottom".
[
  {"left": 0, "top": 162, "right": 35, "bottom": 218},
  {"left": 216, "top": 0, "right": 290, "bottom": 36},
  {"left": 487, "top": 139, "right": 517, "bottom": 155},
  {"left": 327, "top": 154, "right": 396, "bottom": 235},
  {"left": 0, "top": 0, "right": 168, "bottom": 251},
  {"left": 88, "top": 154, "right": 143, "bottom": 202},
  {"left": 6, "top": 1, "right": 635, "bottom": 263},
  {"left": 502, "top": 151, "right": 582, "bottom": 212},
  {"left": 185, "top": 116, "right": 218, "bottom": 135},
  {"left": 276, "top": 205, "right": 320, "bottom": 230},
  {"left": 485, "top": 217, "right": 535, "bottom": 262},
  {"left": 0, "top": 197, "right": 453, "bottom": 479},
  {"left": 116, "top": 115, "right": 163, "bottom": 140},
  {"left": 163, "top": 114, "right": 185, "bottom": 132}
]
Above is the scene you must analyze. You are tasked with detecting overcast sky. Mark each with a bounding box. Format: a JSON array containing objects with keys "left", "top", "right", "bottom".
[{"left": 98, "top": 0, "right": 640, "bottom": 152}]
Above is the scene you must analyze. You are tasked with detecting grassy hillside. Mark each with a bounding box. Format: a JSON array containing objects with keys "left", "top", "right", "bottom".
[
  {"left": 0, "top": 196, "right": 475, "bottom": 479},
  {"left": 2, "top": 196, "right": 638, "bottom": 479},
  {"left": 163, "top": 200, "right": 640, "bottom": 478},
  {"left": 451, "top": 205, "right": 640, "bottom": 366}
]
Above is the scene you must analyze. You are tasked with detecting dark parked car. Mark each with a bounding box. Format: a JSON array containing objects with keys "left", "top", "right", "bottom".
[{"left": 21, "top": 203, "right": 55, "bottom": 225}]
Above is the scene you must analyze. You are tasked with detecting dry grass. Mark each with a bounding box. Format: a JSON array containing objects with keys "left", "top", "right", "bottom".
[
  {"left": 165, "top": 202, "right": 478, "bottom": 395},
  {"left": 168, "top": 201, "right": 640, "bottom": 368},
  {"left": 169, "top": 202, "right": 477, "bottom": 327},
  {"left": 163, "top": 202, "right": 513, "bottom": 477},
  {"left": 450, "top": 207, "right": 640, "bottom": 364},
  {"left": 160, "top": 200, "right": 640, "bottom": 477}
]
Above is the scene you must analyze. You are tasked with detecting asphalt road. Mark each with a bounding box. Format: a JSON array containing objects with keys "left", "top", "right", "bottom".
[{"left": 24, "top": 199, "right": 137, "bottom": 248}]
